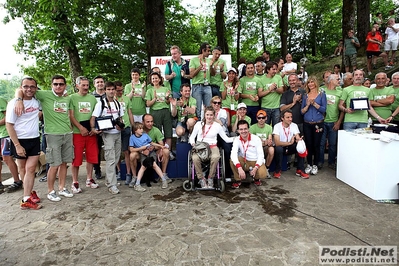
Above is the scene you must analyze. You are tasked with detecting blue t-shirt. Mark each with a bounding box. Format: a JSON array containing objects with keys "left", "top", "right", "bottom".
[{"left": 129, "top": 132, "right": 152, "bottom": 148}]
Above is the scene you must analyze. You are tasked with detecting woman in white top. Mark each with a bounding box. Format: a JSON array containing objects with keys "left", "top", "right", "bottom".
[{"left": 189, "top": 106, "right": 233, "bottom": 188}]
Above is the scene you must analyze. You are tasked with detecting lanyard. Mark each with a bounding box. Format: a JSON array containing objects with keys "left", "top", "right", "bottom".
[
  {"left": 283, "top": 126, "right": 290, "bottom": 142},
  {"left": 240, "top": 134, "right": 251, "bottom": 163},
  {"left": 202, "top": 123, "right": 213, "bottom": 141},
  {"left": 199, "top": 57, "right": 207, "bottom": 80}
]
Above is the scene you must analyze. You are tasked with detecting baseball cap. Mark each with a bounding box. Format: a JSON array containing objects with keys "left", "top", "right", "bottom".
[
  {"left": 296, "top": 139, "right": 308, "bottom": 158},
  {"left": 237, "top": 103, "right": 247, "bottom": 109},
  {"left": 257, "top": 110, "right": 266, "bottom": 117},
  {"left": 227, "top": 67, "right": 237, "bottom": 74}
]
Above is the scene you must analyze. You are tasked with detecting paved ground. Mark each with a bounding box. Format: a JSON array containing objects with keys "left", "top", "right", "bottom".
[{"left": 0, "top": 162, "right": 397, "bottom": 266}]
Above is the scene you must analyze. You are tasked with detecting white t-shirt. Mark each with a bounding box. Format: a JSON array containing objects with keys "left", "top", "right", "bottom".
[
  {"left": 385, "top": 24, "right": 399, "bottom": 40},
  {"left": 272, "top": 122, "right": 300, "bottom": 142},
  {"left": 92, "top": 98, "right": 124, "bottom": 134},
  {"left": 282, "top": 62, "right": 298, "bottom": 73},
  {"left": 6, "top": 98, "right": 41, "bottom": 139},
  {"left": 189, "top": 121, "right": 233, "bottom": 145}
]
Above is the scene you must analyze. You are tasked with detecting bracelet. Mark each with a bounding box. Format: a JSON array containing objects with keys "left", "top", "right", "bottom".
[{"left": 15, "top": 143, "right": 20, "bottom": 147}]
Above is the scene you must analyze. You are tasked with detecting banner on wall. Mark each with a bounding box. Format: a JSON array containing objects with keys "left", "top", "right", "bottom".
[{"left": 150, "top": 54, "right": 232, "bottom": 76}]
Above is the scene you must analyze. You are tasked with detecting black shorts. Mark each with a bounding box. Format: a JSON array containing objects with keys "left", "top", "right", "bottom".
[
  {"left": 11, "top": 137, "right": 41, "bottom": 159},
  {"left": 366, "top": 51, "right": 382, "bottom": 59}
]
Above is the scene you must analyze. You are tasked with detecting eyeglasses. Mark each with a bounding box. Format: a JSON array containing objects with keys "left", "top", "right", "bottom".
[
  {"left": 53, "top": 83, "right": 65, "bottom": 86},
  {"left": 257, "top": 117, "right": 266, "bottom": 120},
  {"left": 213, "top": 101, "right": 221, "bottom": 105},
  {"left": 22, "top": 85, "right": 37, "bottom": 90}
]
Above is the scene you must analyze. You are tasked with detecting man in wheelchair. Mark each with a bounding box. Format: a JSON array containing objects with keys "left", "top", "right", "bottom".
[{"left": 230, "top": 120, "right": 268, "bottom": 189}]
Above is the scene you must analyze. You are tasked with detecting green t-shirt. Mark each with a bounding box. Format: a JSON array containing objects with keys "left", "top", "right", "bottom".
[
  {"left": 344, "top": 37, "right": 359, "bottom": 55},
  {"left": 146, "top": 126, "right": 164, "bottom": 143},
  {"left": 390, "top": 87, "right": 399, "bottom": 121},
  {"left": 116, "top": 95, "right": 132, "bottom": 127},
  {"left": 0, "top": 97, "right": 8, "bottom": 138},
  {"left": 36, "top": 90, "right": 71, "bottom": 134},
  {"left": 259, "top": 75, "right": 284, "bottom": 109},
  {"left": 189, "top": 56, "right": 211, "bottom": 85},
  {"left": 231, "top": 115, "right": 251, "bottom": 125},
  {"left": 249, "top": 123, "right": 273, "bottom": 140},
  {"left": 239, "top": 76, "right": 263, "bottom": 107},
  {"left": 69, "top": 93, "right": 98, "bottom": 133},
  {"left": 369, "top": 86, "right": 395, "bottom": 120},
  {"left": 125, "top": 83, "right": 146, "bottom": 115},
  {"left": 145, "top": 86, "right": 171, "bottom": 111},
  {"left": 176, "top": 97, "right": 197, "bottom": 121},
  {"left": 340, "top": 85, "right": 370, "bottom": 123},
  {"left": 220, "top": 81, "right": 241, "bottom": 110},
  {"left": 324, "top": 89, "right": 343, "bottom": 123},
  {"left": 210, "top": 59, "right": 227, "bottom": 86}
]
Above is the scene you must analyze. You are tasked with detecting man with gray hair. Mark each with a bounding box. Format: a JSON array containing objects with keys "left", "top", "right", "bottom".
[
  {"left": 342, "top": 72, "right": 353, "bottom": 88},
  {"left": 338, "top": 70, "right": 386, "bottom": 130},
  {"left": 369, "top": 72, "right": 395, "bottom": 121},
  {"left": 319, "top": 74, "right": 344, "bottom": 170},
  {"left": 69, "top": 76, "right": 100, "bottom": 194}
]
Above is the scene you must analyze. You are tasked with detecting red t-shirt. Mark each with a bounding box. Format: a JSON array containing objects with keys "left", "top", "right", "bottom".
[{"left": 366, "top": 31, "right": 382, "bottom": 52}]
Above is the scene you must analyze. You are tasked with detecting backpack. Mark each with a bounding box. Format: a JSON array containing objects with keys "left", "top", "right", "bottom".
[{"left": 192, "top": 141, "right": 211, "bottom": 162}]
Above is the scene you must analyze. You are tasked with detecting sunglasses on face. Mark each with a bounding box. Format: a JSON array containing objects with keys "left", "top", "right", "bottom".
[
  {"left": 257, "top": 116, "right": 266, "bottom": 120},
  {"left": 213, "top": 101, "right": 221, "bottom": 105},
  {"left": 53, "top": 83, "right": 65, "bottom": 86}
]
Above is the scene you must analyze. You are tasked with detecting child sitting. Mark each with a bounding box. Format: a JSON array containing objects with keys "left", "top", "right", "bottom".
[{"left": 128, "top": 122, "right": 167, "bottom": 191}]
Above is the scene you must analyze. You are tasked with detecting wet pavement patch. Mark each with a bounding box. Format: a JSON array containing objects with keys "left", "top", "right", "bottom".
[{"left": 153, "top": 184, "right": 297, "bottom": 222}]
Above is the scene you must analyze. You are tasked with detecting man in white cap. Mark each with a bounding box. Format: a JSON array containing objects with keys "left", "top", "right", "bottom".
[{"left": 231, "top": 102, "right": 251, "bottom": 133}]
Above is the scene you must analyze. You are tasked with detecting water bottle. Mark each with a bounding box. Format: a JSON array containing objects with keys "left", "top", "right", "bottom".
[{"left": 367, "top": 117, "right": 372, "bottom": 128}]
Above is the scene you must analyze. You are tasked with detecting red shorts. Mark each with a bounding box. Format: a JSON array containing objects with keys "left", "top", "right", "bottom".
[{"left": 72, "top": 134, "right": 98, "bottom": 166}]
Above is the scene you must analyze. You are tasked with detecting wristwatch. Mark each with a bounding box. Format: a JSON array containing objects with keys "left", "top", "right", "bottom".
[{"left": 16, "top": 97, "right": 23, "bottom": 101}]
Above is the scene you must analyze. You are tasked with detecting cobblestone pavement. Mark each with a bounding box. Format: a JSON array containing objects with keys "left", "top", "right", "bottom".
[{"left": 0, "top": 162, "right": 397, "bottom": 266}]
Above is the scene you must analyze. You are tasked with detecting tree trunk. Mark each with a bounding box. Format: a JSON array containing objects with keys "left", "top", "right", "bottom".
[
  {"left": 259, "top": 0, "right": 266, "bottom": 52},
  {"left": 216, "top": 0, "right": 228, "bottom": 53},
  {"left": 236, "top": 0, "right": 243, "bottom": 62},
  {"left": 356, "top": 0, "right": 370, "bottom": 54},
  {"left": 65, "top": 46, "right": 83, "bottom": 84},
  {"left": 278, "top": 0, "right": 289, "bottom": 57},
  {"left": 143, "top": 0, "right": 166, "bottom": 69},
  {"left": 342, "top": 0, "right": 356, "bottom": 67}
]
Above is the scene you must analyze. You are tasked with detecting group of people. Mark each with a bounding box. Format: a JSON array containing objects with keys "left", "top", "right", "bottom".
[{"left": 2, "top": 40, "right": 399, "bottom": 210}]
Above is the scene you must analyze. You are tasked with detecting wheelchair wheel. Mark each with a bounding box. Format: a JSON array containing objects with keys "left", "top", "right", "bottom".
[
  {"left": 187, "top": 150, "right": 192, "bottom": 179},
  {"left": 183, "top": 180, "right": 193, "bottom": 191},
  {"left": 218, "top": 180, "right": 225, "bottom": 192}
]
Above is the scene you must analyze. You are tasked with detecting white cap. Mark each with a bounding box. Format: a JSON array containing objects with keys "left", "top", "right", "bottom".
[
  {"left": 296, "top": 139, "right": 308, "bottom": 158},
  {"left": 227, "top": 67, "right": 237, "bottom": 74},
  {"left": 237, "top": 102, "right": 247, "bottom": 109}
]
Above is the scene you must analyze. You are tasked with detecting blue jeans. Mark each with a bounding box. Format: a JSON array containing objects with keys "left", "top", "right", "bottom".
[
  {"left": 211, "top": 85, "right": 221, "bottom": 97},
  {"left": 343, "top": 122, "right": 367, "bottom": 130},
  {"left": 247, "top": 106, "right": 260, "bottom": 125},
  {"left": 192, "top": 84, "right": 212, "bottom": 119},
  {"left": 319, "top": 122, "right": 338, "bottom": 165},
  {"left": 262, "top": 108, "right": 280, "bottom": 127}
]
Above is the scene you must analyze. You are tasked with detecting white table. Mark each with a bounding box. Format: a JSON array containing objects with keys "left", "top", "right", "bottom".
[{"left": 337, "top": 130, "right": 399, "bottom": 200}]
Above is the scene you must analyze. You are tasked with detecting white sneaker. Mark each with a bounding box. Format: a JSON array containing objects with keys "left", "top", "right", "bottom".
[
  {"left": 85, "top": 179, "right": 99, "bottom": 189},
  {"left": 134, "top": 184, "right": 146, "bottom": 192},
  {"left": 71, "top": 182, "right": 82, "bottom": 194},
  {"left": 311, "top": 165, "right": 318, "bottom": 175},
  {"left": 108, "top": 185, "right": 120, "bottom": 194},
  {"left": 161, "top": 180, "right": 168, "bottom": 189},
  {"left": 305, "top": 164, "right": 312, "bottom": 174},
  {"left": 59, "top": 188, "right": 74, "bottom": 198},
  {"left": 163, "top": 173, "right": 172, "bottom": 183},
  {"left": 47, "top": 190, "right": 61, "bottom": 202},
  {"left": 207, "top": 178, "right": 214, "bottom": 188},
  {"left": 129, "top": 177, "right": 137, "bottom": 188}
]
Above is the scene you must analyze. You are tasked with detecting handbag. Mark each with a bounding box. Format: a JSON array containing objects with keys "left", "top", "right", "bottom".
[{"left": 192, "top": 141, "right": 210, "bottom": 162}]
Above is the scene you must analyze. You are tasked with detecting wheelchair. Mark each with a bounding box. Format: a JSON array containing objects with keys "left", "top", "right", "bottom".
[{"left": 182, "top": 148, "right": 226, "bottom": 192}]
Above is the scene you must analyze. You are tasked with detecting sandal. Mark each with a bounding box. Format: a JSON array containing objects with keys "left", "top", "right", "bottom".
[
  {"left": 5, "top": 181, "right": 23, "bottom": 193},
  {"left": 39, "top": 176, "right": 47, "bottom": 182}
]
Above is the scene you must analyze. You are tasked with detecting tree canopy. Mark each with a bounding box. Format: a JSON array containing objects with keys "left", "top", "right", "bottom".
[{"left": 2, "top": 0, "right": 398, "bottom": 90}]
